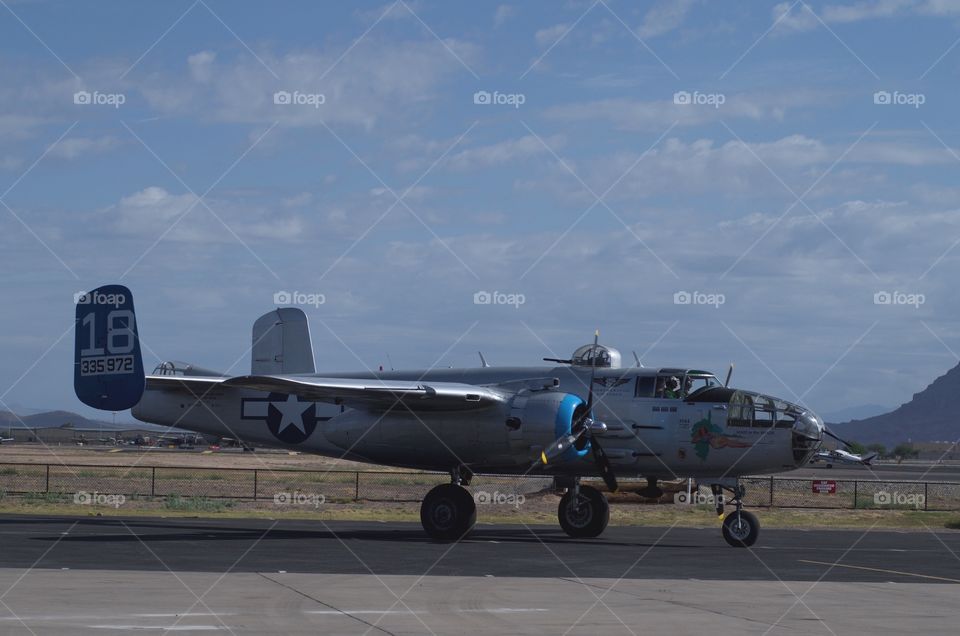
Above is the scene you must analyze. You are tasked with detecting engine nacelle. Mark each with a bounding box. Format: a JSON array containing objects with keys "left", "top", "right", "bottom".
[
  {"left": 506, "top": 391, "right": 591, "bottom": 464},
  {"left": 320, "top": 389, "right": 593, "bottom": 471}
]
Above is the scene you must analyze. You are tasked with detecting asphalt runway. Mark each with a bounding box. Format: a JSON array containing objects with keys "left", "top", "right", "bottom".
[
  {"left": 782, "top": 462, "right": 960, "bottom": 482},
  {"left": 1, "top": 516, "right": 959, "bottom": 634}
]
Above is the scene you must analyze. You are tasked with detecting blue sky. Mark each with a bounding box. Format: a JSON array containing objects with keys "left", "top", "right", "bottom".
[{"left": 2, "top": 0, "right": 960, "bottom": 421}]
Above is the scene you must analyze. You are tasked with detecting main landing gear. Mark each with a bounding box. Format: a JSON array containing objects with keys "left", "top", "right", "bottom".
[
  {"left": 557, "top": 480, "right": 610, "bottom": 538},
  {"left": 711, "top": 481, "right": 760, "bottom": 547},
  {"left": 420, "top": 466, "right": 476, "bottom": 541}
]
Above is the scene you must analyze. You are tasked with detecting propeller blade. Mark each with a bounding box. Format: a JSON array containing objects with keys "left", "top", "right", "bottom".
[
  {"left": 590, "top": 436, "right": 618, "bottom": 492},
  {"left": 540, "top": 429, "right": 585, "bottom": 465},
  {"left": 724, "top": 363, "right": 734, "bottom": 388},
  {"left": 823, "top": 426, "right": 854, "bottom": 449}
]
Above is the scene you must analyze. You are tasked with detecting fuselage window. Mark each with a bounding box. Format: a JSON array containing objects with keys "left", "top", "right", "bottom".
[{"left": 635, "top": 376, "right": 656, "bottom": 398}]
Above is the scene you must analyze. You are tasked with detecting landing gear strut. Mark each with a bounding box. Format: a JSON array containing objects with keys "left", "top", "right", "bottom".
[
  {"left": 420, "top": 467, "right": 476, "bottom": 541},
  {"left": 558, "top": 481, "right": 609, "bottom": 538},
  {"left": 711, "top": 481, "right": 759, "bottom": 547}
]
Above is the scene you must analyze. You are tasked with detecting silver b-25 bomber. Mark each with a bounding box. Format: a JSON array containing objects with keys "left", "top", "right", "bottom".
[{"left": 74, "top": 285, "right": 827, "bottom": 547}]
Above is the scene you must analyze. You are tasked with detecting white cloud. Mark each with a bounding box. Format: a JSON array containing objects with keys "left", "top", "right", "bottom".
[
  {"left": 47, "top": 136, "right": 120, "bottom": 160},
  {"left": 774, "top": 0, "right": 960, "bottom": 31},
  {"left": 187, "top": 50, "right": 217, "bottom": 82},
  {"left": 444, "top": 135, "right": 562, "bottom": 171},
  {"left": 105, "top": 187, "right": 305, "bottom": 243},
  {"left": 1, "top": 155, "right": 22, "bottom": 170},
  {"left": 638, "top": 0, "right": 698, "bottom": 38},
  {"left": 535, "top": 23, "right": 570, "bottom": 47},
  {"left": 494, "top": 4, "right": 516, "bottom": 26},
  {"left": 140, "top": 38, "right": 476, "bottom": 129},
  {"left": 545, "top": 92, "right": 824, "bottom": 131},
  {"left": 282, "top": 192, "right": 313, "bottom": 207}
]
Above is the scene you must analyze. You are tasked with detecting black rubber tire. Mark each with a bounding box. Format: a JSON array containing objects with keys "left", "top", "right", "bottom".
[
  {"left": 722, "top": 509, "right": 760, "bottom": 547},
  {"left": 420, "top": 484, "right": 477, "bottom": 541},
  {"left": 558, "top": 485, "right": 610, "bottom": 538}
]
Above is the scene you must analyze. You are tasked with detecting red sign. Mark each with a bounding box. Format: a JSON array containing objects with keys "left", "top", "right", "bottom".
[{"left": 812, "top": 480, "right": 837, "bottom": 494}]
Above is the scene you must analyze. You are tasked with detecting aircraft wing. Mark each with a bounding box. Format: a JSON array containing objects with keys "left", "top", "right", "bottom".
[
  {"left": 220, "top": 375, "right": 509, "bottom": 412},
  {"left": 145, "top": 376, "right": 226, "bottom": 398}
]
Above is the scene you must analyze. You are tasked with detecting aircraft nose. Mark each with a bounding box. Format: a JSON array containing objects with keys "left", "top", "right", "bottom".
[
  {"left": 791, "top": 410, "right": 823, "bottom": 465},
  {"left": 794, "top": 411, "right": 824, "bottom": 441}
]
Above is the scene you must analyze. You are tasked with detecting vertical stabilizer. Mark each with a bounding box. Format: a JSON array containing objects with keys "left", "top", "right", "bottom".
[{"left": 252, "top": 308, "right": 316, "bottom": 375}]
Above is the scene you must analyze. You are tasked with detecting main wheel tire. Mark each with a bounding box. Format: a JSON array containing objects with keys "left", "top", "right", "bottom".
[
  {"left": 558, "top": 485, "right": 610, "bottom": 538},
  {"left": 722, "top": 509, "right": 759, "bottom": 547},
  {"left": 420, "top": 484, "right": 476, "bottom": 541}
]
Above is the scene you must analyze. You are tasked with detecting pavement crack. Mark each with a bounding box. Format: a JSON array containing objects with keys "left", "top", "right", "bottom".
[
  {"left": 256, "top": 572, "right": 397, "bottom": 636},
  {"left": 555, "top": 577, "right": 779, "bottom": 628}
]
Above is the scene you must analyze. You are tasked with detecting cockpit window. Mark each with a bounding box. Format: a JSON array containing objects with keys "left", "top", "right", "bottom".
[
  {"left": 727, "top": 391, "right": 801, "bottom": 428},
  {"left": 684, "top": 374, "right": 722, "bottom": 397}
]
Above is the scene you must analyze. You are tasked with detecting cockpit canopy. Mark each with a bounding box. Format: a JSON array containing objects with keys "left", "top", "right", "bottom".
[{"left": 152, "top": 360, "right": 226, "bottom": 377}]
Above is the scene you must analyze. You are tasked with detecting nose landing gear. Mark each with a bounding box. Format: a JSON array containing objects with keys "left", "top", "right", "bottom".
[
  {"left": 558, "top": 482, "right": 610, "bottom": 538},
  {"left": 711, "top": 481, "right": 759, "bottom": 547}
]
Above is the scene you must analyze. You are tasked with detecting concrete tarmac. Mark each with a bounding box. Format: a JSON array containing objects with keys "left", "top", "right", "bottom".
[{"left": 1, "top": 516, "right": 958, "bottom": 634}]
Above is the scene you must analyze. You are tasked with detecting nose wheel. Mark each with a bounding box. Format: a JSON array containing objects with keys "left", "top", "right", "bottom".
[
  {"left": 558, "top": 484, "right": 610, "bottom": 538},
  {"left": 711, "top": 481, "right": 760, "bottom": 547},
  {"left": 420, "top": 483, "right": 476, "bottom": 541},
  {"left": 722, "top": 510, "right": 759, "bottom": 547}
]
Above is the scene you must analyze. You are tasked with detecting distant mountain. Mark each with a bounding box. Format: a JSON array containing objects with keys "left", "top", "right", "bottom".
[
  {"left": 833, "top": 363, "right": 960, "bottom": 446},
  {"left": 0, "top": 410, "right": 168, "bottom": 432},
  {"left": 820, "top": 404, "right": 891, "bottom": 423}
]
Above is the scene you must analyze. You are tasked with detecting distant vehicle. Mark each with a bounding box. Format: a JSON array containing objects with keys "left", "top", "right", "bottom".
[
  {"left": 0, "top": 436, "right": 14, "bottom": 444},
  {"left": 810, "top": 448, "right": 877, "bottom": 468}
]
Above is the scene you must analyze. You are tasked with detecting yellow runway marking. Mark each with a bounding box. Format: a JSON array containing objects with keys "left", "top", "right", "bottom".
[{"left": 799, "top": 560, "right": 960, "bottom": 584}]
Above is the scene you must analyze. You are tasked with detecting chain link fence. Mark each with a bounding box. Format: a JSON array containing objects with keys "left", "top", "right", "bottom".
[{"left": 0, "top": 463, "right": 958, "bottom": 511}]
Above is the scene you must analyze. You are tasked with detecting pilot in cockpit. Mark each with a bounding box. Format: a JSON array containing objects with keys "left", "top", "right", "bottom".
[{"left": 664, "top": 376, "right": 681, "bottom": 399}]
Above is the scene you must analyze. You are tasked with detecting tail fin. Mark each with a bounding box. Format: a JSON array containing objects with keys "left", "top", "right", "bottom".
[
  {"left": 861, "top": 452, "right": 878, "bottom": 465},
  {"left": 251, "top": 308, "right": 315, "bottom": 375},
  {"left": 73, "top": 285, "right": 145, "bottom": 411}
]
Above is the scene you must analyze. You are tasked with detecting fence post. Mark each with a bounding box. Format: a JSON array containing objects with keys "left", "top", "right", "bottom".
[
  {"left": 853, "top": 480, "right": 858, "bottom": 509},
  {"left": 253, "top": 469, "right": 258, "bottom": 501},
  {"left": 150, "top": 467, "right": 155, "bottom": 497},
  {"left": 355, "top": 472, "right": 360, "bottom": 501},
  {"left": 45, "top": 464, "right": 50, "bottom": 493},
  {"left": 768, "top": 476, "right": 774, "bottom": 506},
  {"left": 924, "top": 482, "right": 928, "bottom": 511}
]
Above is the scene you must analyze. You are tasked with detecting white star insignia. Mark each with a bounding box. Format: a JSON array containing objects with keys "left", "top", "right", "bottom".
[{"left": 271, "top": 394, "right": 311, "bottom": 435}]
